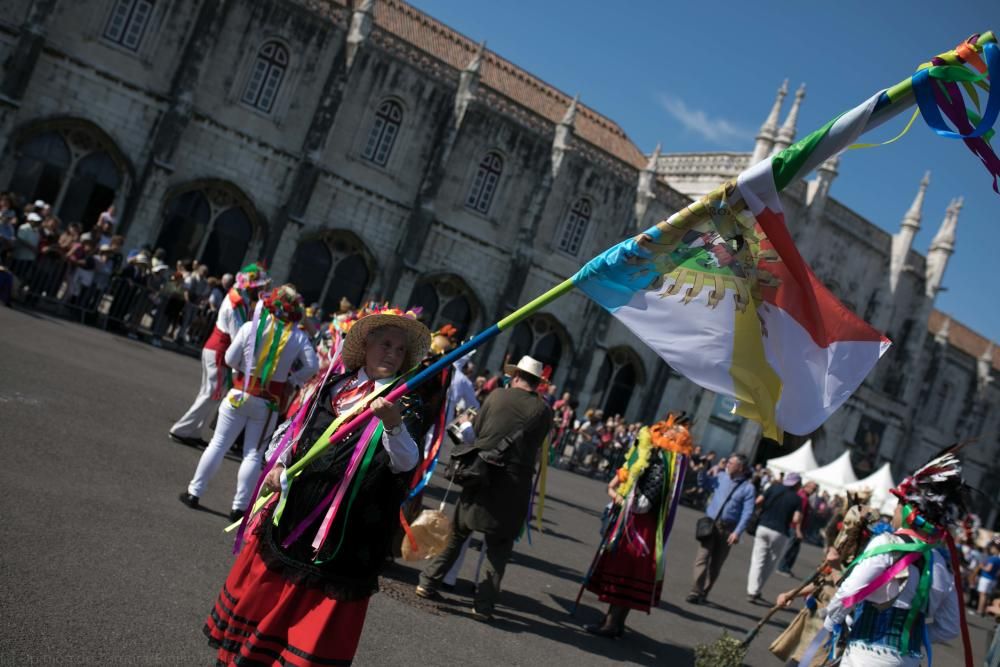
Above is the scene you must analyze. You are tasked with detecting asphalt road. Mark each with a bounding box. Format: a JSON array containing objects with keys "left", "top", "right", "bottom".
[{"left": 0, "top": 305, "right": 992, "bottom": 666}]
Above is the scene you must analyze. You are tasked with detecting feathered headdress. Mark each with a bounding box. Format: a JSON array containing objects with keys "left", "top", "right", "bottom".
[
  {"left": 235, "top": 262, "right": 271, "bottom": 290},
  {"left": 261, "top": 284, "right": 304, "bottom": 323},
  {"left": 891, "top": 443, "right": 971, "bottom": 528}
]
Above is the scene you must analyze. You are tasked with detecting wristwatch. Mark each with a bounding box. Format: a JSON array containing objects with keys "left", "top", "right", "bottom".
[{"left": 386, "top": 423, "right": 403, "bottom": 436}]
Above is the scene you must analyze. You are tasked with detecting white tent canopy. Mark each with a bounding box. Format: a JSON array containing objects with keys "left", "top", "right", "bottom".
[
  {"left": 802, "top": 451, "right": 858, "bottom": 495},
  {"left": 846, "top": 462, "right": 898, "bottom": 515},
  {"left": 764, "top": 440, "right": 818, "bottom": 476}
]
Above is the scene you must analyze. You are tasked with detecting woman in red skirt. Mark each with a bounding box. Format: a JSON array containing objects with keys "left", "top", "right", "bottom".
[
  {"left": 204, "top": 307, "right": 430, "bottom": 666},
  {"left": 583, "top": 415, "right": 692, "bottom": 638}
]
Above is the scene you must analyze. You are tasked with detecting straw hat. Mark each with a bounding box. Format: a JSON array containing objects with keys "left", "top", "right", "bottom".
[
  {"left": 342, "top": 306, "right": 430, "bottom": 372},
  {"left": 503, "top": 355, "right": 545, "bottom": 380}
]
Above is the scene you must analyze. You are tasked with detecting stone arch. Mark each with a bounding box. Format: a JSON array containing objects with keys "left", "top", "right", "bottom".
[
  {"left": 154, "top": 179, "right": 266, "bottom": 275},
  {"left": 593, "top": 346, "right": 647, "bottom": 418},
  {"left": 407, "top": 272, "right": 483, "bottom": 340},
  {"left": 6, "top": 117, "right": 134, "bottom": 229},
  {"left": 503, "top": 313, "right": 574, "bottom": 380},
  {"left": 287, "top": 229, "right": 377, "bottom": 316}
]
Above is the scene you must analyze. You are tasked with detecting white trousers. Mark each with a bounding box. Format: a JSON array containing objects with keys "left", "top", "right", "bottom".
[
  {"left": 171, "top": 348, "right": 224, "bottom": 438},
  {"left": 187, "top": 391, "right": 276, "bottom": 510},
  {"left": 747, "top": 525, "right": 789, "bottom": 596}
]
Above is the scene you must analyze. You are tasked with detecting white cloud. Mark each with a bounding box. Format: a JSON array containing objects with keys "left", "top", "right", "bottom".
[{"left": 657, "top": 93, "right": 754, "bottom": 145}]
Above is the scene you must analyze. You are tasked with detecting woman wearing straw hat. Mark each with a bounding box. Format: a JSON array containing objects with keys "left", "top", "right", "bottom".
[
  {"left": 203, "top": 306, "right": 430, "bottom": 667},
  {"left": 180, "top": 284, "right": 317, "bottom": 521}
]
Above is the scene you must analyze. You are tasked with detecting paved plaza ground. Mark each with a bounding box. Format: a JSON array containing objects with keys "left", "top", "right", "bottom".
[{"left": 0, "top": 305, "right": 993, "bottom": 665}]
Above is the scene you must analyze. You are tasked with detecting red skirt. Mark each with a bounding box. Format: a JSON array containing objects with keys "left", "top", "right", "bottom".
[
  {"left": 586, "top": 511, "right": 663, "bottom": 612},
  {"left": 204, "top": 531, "right": 370, "bottom": 666}
]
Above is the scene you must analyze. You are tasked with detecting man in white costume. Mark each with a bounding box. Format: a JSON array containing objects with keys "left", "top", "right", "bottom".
[
  {"left": 179, "top": 284, "right": 318, "bottom": 522},
  {"left": 169, "top": 263, "right": 270, "bottom": 446}
]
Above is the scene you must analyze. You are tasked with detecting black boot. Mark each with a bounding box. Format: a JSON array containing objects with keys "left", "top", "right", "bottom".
[
  {"left": 178, "top": 492, "right": 200, "bottom": 509},
  {"left": 584, "top": 605, "right": 628, "bottom": 638}
]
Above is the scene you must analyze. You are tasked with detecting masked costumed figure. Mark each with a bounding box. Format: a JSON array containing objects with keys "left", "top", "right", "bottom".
[
  {"left": 818, "top": 447, "right": 972, "bottom": 667},
  {"left": 170, "top": 263, "right": 271, "bottom": 446},
  {"left": 180, "top": 285, "right": 318, "bottom": 521},
  {"left": 768, "top": 491, "right": 881, "bottom": 666},
  {"left": 582, "top": 414, "right": 693, "bottom": 638},
  {"left": 203, "top": 307, "right": 430, "bottom": 666}
]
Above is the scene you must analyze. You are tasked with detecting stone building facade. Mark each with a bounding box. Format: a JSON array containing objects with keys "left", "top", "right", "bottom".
[{"left": 1, "top": 0, "right": 997, "bottom": 522}]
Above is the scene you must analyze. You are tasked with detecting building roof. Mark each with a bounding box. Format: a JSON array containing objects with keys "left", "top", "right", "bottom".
[
  {"left": 371, "top": 0, "right": 647, "bottom": 169},
  {"left": 928, "top": 309, "right": 1000, "bottom": 371}
]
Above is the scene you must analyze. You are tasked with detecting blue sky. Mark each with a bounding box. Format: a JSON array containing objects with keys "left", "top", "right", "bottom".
[{"left": 411, "top": 0, "right": 1000, "bottom": 342}]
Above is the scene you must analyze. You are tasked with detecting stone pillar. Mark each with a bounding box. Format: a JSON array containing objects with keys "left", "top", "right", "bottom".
[
  {"left": 269, "top": 219, "right": 304, "bottom": 283},
  {"left": 0, "top": 0, "right": 61, "bottom": 156},
  {"left": 121, "top": 0, "right": 233, "bottom": 239},
  {"left": 771, "top": 83, "right": 805, "bottom": 154},
  {"left": 264, "top": 23, "right": 356, "bottom": 262},
  {"left": 381, "top": 44, "right": 485, "bottom": 301}
]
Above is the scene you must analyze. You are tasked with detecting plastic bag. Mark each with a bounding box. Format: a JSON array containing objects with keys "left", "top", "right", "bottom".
[{"left": 401, "top": 509, "right": 452, "bottom": 561}]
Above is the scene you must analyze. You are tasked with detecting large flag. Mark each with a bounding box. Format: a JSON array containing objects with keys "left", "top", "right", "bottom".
[{"left": 573, "top": 94, "right": 891, "bottom": 439}]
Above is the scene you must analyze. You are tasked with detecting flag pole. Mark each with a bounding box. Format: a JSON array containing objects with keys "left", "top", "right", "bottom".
[{"left": 279, "top": 31, "right": 996, "bottom": 483}]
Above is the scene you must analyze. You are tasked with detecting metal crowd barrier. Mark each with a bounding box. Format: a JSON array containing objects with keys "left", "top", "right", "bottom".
[{"left": 6, "top": 257, "right": 215, "bottom": 354}]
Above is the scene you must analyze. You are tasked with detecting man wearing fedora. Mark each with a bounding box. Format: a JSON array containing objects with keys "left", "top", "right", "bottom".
[{"left": 417, "top": 355, "right": 553, "bottom": 621}]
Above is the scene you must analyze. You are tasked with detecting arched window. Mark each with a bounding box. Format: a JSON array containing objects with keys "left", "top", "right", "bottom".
[
  {"left": 201, "top": 208, "right": 253, "bottom": 275},
  {"left": 155, "top": 191, "right": 211, "bottom": 263},
  {"left": 407, "top": 274, "right": 479, "bottom": 340},
  {"left": 503, "top": 314, "right": 571, "bottom": 378},
  {"left": 287, "top": 232, "right": 374, "bottom": 316},
  {"left": 241, "top": 41, "right": 289, "bottom": 113},
  {"left": 325, "top": 254, "right": 369, "bottom": 315},
  {"left": 155, "top": 182, "right": 260, "bottom": 270},
  {"left": 556, "top": 198, "right": 591, "bottom": 256},
  {"left": 103, "top": 0, "right": 155, "bottom": 51},
  {"left": 58, "top": 151, "right": 121, "bottom": 227},
  {"left": 593, "top": 347, "right": 645, "bottom": 418},
  {"left": 362, "top": 100, "right": 402, "bottom": 166},
  {"left": 465, "top": 152, "right": 503, "bottom": 214},
  {"left": 8, "top": 132, "right": 72, "bottom": 205},
  {"left": 287, "top": 239, "right": 332, "bottom": 307}
]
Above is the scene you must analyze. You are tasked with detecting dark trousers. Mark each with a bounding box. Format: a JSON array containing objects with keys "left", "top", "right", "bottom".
[
  {"left": 778, "top": 536, "right": 802, "bottom": 572},
  {"left": 419, "top": 516, "right": 514, "bottom": 614},
  {"left": 690, "top": 522, "right": 734, "bottom": 597}
]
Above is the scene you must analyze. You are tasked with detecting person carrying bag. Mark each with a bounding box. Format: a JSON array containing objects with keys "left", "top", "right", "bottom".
[{"left": 687, "top": 454, "right": 755, "bottom": 604}]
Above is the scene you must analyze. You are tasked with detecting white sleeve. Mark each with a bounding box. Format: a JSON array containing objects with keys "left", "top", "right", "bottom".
[
  {"left": 460, "top": 380, "right": 481, "bottom": 411},
  {"left": 264, "top": 419, "right": 294, "bottom": 466},
  {"left": 926, "top": 551, "right": 961, "bottom": 644},
  {"left": 382, "top": 426, "right": 418, "bottom": 473},
  {"left": 823, "top": 535, "right": 897, "bottom": 630},
  {"left": 225, "top": 322, "right": 252, "bottom": 370},
  {"left": 288, "top": 334, "right": 319, "bottom": 387}
]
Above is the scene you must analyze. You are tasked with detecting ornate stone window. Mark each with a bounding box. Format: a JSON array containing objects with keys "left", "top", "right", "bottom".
[
  {"left": 556, "top": 198, "right": 591, "bottom": 256},
  {"left": 155, "top": 182, "right": 260, "bottom": 275},
  {"left": 103, "top": 0, "right": 155, "bottom": 52},
  {"left": 8, "top": 121, "right": 128, "bottom": 228},
  {"left": 407, "top": 274, "right": 480, "bottom": 340},
  {"left": 503, "top": 313, "right": 571, "bottom": 379},
  {"left": 465, "top": 151, "right": 503, "bottom": 214},
  {"left": 362, "top": 100, "right": 403, "bottom": 166},
  {"left": 287, "top": 232, "right": 374, "bottom": 315},
  {"left": 593, "top": 347, "right": 646, "bottom": 418},
  {"left": 241, "top": 41, "right": 289, "bottom": 114}
]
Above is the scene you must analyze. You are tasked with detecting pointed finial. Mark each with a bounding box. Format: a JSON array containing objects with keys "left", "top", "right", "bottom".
[
  {"left": 931, "top": 197, "right": 960, "bottom": 252},
  {"left": 901, "top": 170, "right": 930, "bottom": 232},
  {"left": 645, "top": 142, "right": 661, "bottom": 171},
  {"left": 561, "top": 94, "right": 579, "bottom": 126},
  {"left": 760, "top": 79, "right": 788, "bottom": 135},
  {"left": 775, "top": 83, "right": 806, "bottom": 149},
  {"left": 465, "top": 39, "right": 486, "bottom": 73}
]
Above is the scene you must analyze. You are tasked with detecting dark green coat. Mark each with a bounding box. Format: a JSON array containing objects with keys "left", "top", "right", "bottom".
[{"left": 455, "top": 387, "right": 553, "bottom": 540}]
